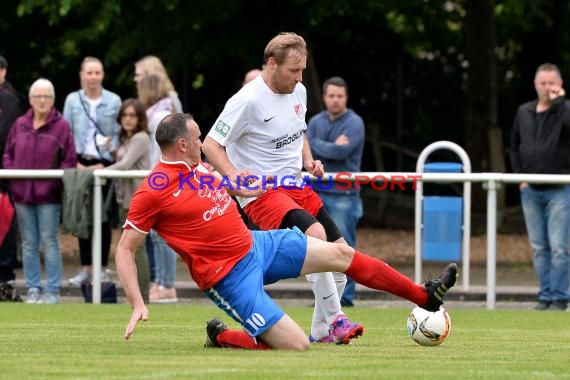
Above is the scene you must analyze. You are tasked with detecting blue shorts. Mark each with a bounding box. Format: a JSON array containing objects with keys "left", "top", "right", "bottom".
[{"left": 205, "top": 227, "right": 307, "bottom": 336}]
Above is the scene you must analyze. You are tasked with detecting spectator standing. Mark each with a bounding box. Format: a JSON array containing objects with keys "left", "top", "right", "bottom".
[
  {"left": 63, "top": 56, "right": 121, "bottom": 286},
  {"left": 106, "top": 99, "right": 151, "bottom": 302},
  {"left": 134, "top": 55, "right": 183, "bottom": 113},
  {"left": 0, "top": 56, "right": 24, "bottom": 301},
  {"left": 137, "top": 74, "right": 178, "bottom": 303},
  {"left": 134, "top": 57, "right": 184, "bottom": 285},
  {"left": 306, "top": 76, "right": 365, "bottom": 307},
  {"left": 202, "top": 32, "right": 362, "bottom": 343},
  {"left": 2, "top": 78, "right": 76, "bottom": 304},
  {"left": 510, "top": 63, "right": 570, "bottom": 311}
]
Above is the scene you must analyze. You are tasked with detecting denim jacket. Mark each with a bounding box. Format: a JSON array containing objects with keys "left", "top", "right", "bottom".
[{"left": 63, "top": 88, "right": 121, "bottom": 162}]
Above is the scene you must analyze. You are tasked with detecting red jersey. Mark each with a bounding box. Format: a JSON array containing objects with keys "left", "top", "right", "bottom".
[{"left": 124, "top": 160, "right": 253, "bottom": 289}]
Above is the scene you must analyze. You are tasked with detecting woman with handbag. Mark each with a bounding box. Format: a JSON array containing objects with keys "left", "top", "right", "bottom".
[
  {"left": 63, "top": 56, "right": 121, "bottom": 286},
  {"left": 2, "top": 78, "right": 77, "bottom": 303}
]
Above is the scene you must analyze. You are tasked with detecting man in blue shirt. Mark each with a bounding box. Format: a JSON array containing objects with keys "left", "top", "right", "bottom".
[{"left": 306, "top": 77, "right": 365, "bottom": 306}]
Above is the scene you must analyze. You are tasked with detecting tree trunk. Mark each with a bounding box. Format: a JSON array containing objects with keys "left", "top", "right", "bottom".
[
  {"left": 464, "top": 0, "right": 505, "bottom": 226},
  {"left": 304, "top": 53, "right": 323, "bottom": 118}
]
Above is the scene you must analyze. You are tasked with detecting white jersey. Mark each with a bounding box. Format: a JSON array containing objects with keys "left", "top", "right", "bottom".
[{"left": 208, "top": 74, "right": 307, "bottom": 207}]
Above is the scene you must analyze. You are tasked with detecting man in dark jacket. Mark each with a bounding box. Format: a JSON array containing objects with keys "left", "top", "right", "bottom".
[
  {"left": 0, "top": 56, "right": 24, "bottom": 301},
  {"left": 510, "top": 63, "right": 570, "bottom": 311}
]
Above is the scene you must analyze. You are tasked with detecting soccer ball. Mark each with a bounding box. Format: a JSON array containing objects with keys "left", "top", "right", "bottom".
[{"left": 407, "top": 306, "right": 451, "bottom": 346}]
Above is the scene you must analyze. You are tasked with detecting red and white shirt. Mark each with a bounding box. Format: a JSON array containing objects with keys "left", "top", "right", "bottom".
[{"left": 124, "top": 159, "right": 253, "bottom": 289}]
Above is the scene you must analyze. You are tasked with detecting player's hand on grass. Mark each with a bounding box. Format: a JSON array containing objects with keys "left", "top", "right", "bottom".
[{"left": 124, "top": 305, "right": 148, "bottom": 340}]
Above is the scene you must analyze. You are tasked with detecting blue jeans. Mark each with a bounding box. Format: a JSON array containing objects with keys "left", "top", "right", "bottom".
[
  {"left": 150, "top": 230, "right": 177, "bottom": 287},
  {"left": 520, "top": 186, "right": 570, "bottom": 302},
  {"left": 14, "top": 203, "right": 62, "bottom": 294},
  {"left": 318, "top": 192, "right": 363, "bottom": 305},
  {"left": 145, "top": 235, "right": 155, "bottom": 282}
]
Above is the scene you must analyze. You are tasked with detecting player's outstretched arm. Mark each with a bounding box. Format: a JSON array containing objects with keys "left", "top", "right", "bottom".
[
  {"left": 116, "top": 228, "right": 148, "bottom": 340},
  {"left": 202, "top": 136, "right": 241, "bottom": 183}
]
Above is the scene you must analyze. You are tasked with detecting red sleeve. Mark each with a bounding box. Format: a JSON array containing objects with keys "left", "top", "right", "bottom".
[{"left": 123, "top": 187, "right": 159, "bottom": 233}]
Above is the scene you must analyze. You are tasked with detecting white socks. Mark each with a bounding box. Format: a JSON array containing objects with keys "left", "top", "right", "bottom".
[{"left": 307, "top": 271, "right": 348, "bottom": 339}]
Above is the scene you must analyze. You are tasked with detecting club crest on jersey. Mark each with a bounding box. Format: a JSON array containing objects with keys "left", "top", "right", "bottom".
[
  {"left": 214, "top": 121, "right": 231, "bottom": 137},
  {"left": 294, "top": 104, "right": 303, "bottom": 117}
]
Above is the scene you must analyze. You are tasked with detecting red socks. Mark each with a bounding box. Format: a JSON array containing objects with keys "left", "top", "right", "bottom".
[
  {"left": 217, "top": 329, "right": 271, "bottom": 350},
  {"left": 345, "top": 250, "right": 428, "bottom": 306}
]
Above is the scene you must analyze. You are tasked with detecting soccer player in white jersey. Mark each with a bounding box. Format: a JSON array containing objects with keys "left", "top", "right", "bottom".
[{"left": 202, "top": 32, "right": 363, "bottom": 343}]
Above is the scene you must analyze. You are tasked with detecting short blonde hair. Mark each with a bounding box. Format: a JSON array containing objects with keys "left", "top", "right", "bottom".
[
  {"left": 135, "top": 55, "right": 176, "bottom": 93},
  {"left": 79, "top": 56, "right": 104, "bottom": 90},
  {"left": 80, "top": 56, "right": 103, "bottom": 72},
  {"left": 29, "top": 78, "right": 55, "bottom": 98},
  {"left": 263, "top": 32, "right": 307, "bottom": 65}
]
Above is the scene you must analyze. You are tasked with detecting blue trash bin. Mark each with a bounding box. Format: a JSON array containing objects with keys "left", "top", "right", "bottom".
[{"left": 422, "top": 162, "right": 463, "bottom": 261}]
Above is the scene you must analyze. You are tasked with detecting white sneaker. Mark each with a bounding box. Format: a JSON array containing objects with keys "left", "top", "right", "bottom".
[
  {"left": 152, "top": 286, "right": 178, "bottom": 304},
  {"left": 91, "top": 269, "right": 112, "bottom": 284},
  {"left": 39, "top": 293, "right": 60, "bottom": 304},
  {"left": 26, "top": 288, "right": 41, "bottom": 304},
  {"left": 101, "top": 269, "right": 112, "bottom": 283},
  {"left": 69, "top": 270, "right": 91, "bottom": 286}
]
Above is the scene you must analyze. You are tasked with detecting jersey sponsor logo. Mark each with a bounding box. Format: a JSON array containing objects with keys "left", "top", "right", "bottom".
[
  {"left": 294, "top": 103, "right": 303, "bottom": 117},
  {"left": 214, "top": 120, "right": 230, "bottom": 137},
  {"left": 274, "top": 130, "right": 303, "bottom": 149},
  {"left": 263, "top": 116, "right": 276, "bottom": 122},
  {"left": 197, "top": 185, "right": 232, "bottom": 221}
]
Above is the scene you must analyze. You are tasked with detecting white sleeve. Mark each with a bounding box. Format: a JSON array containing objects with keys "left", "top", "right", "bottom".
[{"left": 208, "top": 96, "right": 250, "bottom": 147}]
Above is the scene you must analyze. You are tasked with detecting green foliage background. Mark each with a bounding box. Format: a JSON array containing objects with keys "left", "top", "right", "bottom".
[{"left": 2, "top": 0, "right": 570, "bottom": 216}]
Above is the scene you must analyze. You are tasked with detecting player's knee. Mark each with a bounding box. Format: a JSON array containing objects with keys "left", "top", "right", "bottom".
[
  {"left": 334, "top": 236, "right": 348, "bottom": 245},
  {"left": 290, "top": 339, "right": 310, "bottom": 351},
  {"left": 336, "top": 242, "right": 355, "bottom": 268},
  {"left": 305, "top": 222, "right": 327, "bottom": 241},
  {"left": 274, "top": 336, "right": 310, "bottom": 351}
]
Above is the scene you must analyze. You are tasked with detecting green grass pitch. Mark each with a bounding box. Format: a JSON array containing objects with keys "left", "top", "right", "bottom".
[{"left": 0, "top": 303, "right": 569, "bottom": 379}]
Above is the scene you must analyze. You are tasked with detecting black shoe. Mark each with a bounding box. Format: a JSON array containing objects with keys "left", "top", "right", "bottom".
[
  {"left": 534, "top": 301, "right": 551, "bottom": 311},
  {"left": 0, "top": 282, "right": 22, "bottom": 302},
  {"left": 547, "top": 301, "right": 568, "bottom": 311},
  {"left": 423, "top": 263, "right": 458, "bottom": 312},
  {"left": 204, "top": 318, "right": 228, "bottom": 348}
]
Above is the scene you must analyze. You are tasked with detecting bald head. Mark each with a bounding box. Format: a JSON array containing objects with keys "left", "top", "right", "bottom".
[{"left": 243, "top": 69, "right": 261, "bottom": 86}]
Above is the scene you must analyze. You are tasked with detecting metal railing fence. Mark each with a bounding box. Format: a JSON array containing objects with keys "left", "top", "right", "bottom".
[{"left": 2, "top": 168, "right": 570, "bottom": 309}]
